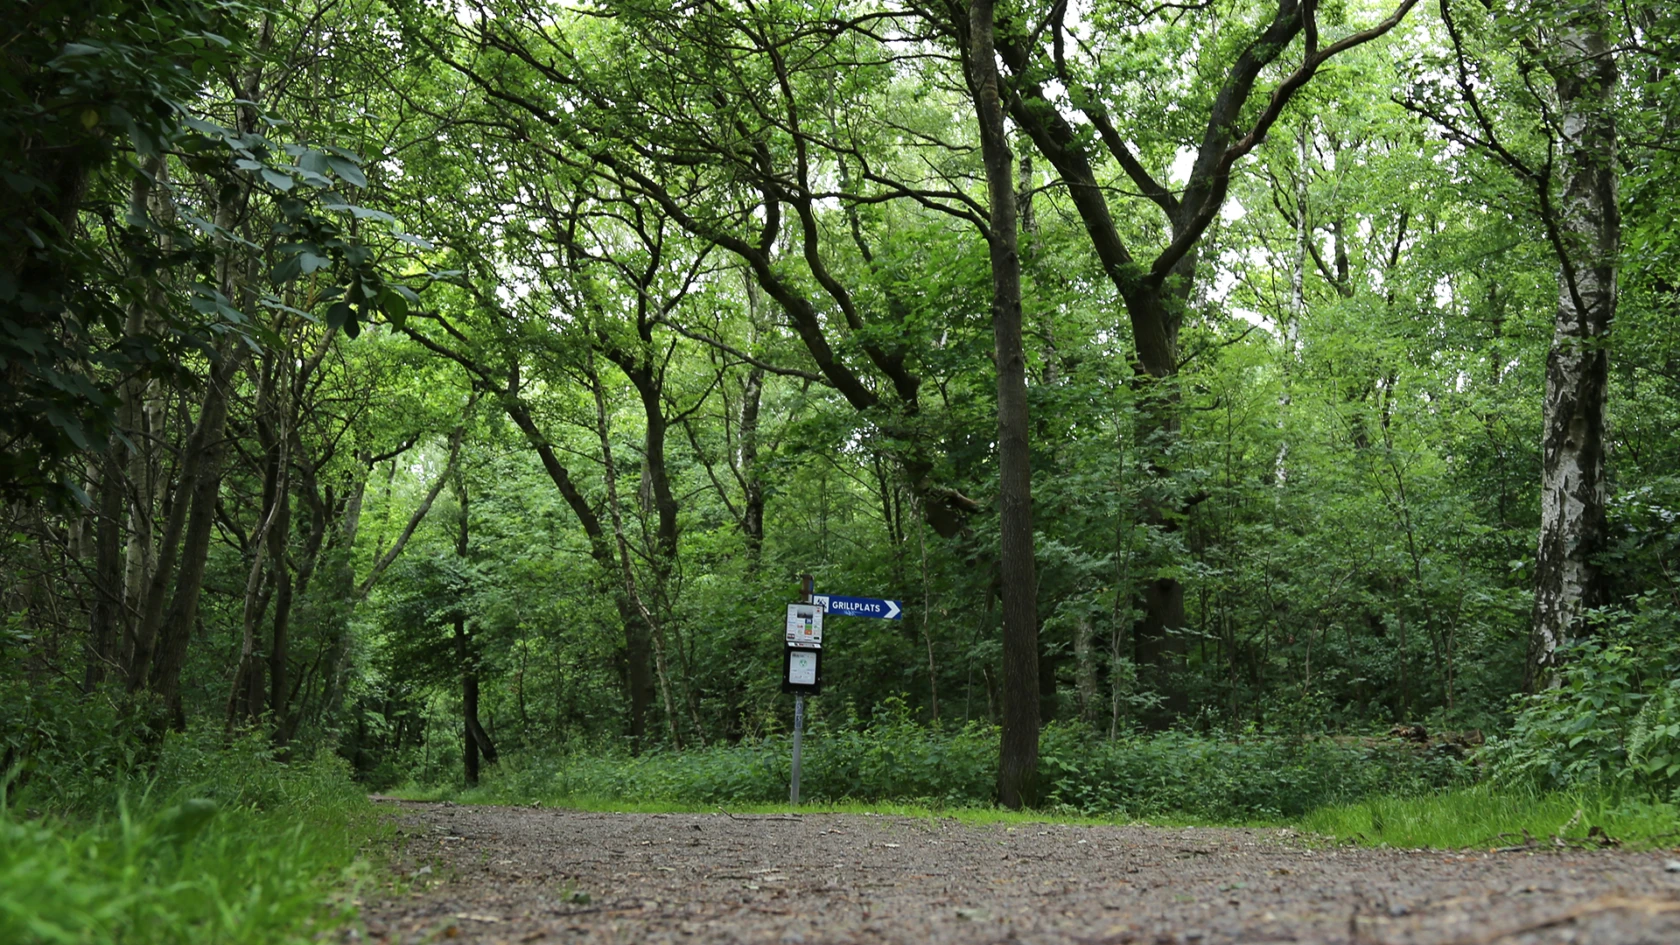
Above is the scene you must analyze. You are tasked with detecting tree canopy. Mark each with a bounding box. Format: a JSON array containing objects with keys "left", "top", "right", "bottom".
[{"left": 4, "top": 0, "right": 1679, "bottom": 807}]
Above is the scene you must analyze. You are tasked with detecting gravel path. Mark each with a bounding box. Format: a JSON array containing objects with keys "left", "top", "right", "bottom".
[{"left": 359, "top": 800, "right": 1680, "bottom": 945}]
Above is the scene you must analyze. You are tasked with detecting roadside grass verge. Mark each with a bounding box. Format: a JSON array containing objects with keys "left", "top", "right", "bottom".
[
  {"left": 392, "top": 720, "right": 1680, "bottom": 849},
  {"left": 1299, "top": 786, "right": 1680, "bottom": 850},
  {"left": 390, "top": 718, "right": 1467, "bottom": 828},
  {"left": 1, "top": 731, "right": 384, "bottom": 945},
  {"left": 385, "top": 787, "right": 1274, "bottom": 829},
  {"left": 395, "top": 779, "right": 1680, "bottom": 851}
]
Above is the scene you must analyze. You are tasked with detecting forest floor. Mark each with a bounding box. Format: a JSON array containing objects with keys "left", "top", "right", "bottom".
[{"left": 358, "top": 799, "right": 1680, "bottom": 945}]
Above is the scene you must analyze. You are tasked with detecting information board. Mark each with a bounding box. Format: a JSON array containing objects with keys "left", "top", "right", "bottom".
[
  {"left": 781, "top": 645, "right": 822, "bottom": 694},
  {"left": 785, "top": 603, "right": 824, "bottom": 646}
]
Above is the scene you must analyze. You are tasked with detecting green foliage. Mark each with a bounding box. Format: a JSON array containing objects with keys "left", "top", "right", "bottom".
[
  {"left": 0, "top": 734, "right": 373, "bottom": 945},
  {"left": 1483, "top": 602, "right": 1680, "bottom": 796},
  {"left": 0, "top": 0, "right": 439, "bottom": 504},
  {"left": 417, "top": 716, "right": 1468, "bottom": 822},
  {"left": 1038, "top": 726, "right": 1469, "bottom": 820},
  {"left": 1302, "top": 785, "right": 1680, "bottom": 850},
  {"left": 0, "top": 651, "right": 153, "bottom": 811}
]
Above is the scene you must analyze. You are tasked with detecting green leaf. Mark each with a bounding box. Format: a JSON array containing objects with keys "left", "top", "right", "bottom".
[
  {"left": 379, "top": 288, "right": 409, "bottom": 327},
  {"left": 326, "top": 156, "right": 367, "bottom": 188},
  {"left": 261, "top": 169, "right": 294, "bottom": 191},
  {"left": 346, "top": 204, "right": 393, "bottom": 222},
  {"left": 271, "top": 255, "right": 302, "bottom": 284}
]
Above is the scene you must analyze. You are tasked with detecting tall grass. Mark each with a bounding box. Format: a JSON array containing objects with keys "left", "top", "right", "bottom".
[
  {"left": 0, "top": 728, "right": 378, "bottom": 945},
  {"left": 1300, "top": 785, "right": 1680, "bottom": 849},
  {"left": 407, "top": 713, "right": 1472, "bottom": 822}
]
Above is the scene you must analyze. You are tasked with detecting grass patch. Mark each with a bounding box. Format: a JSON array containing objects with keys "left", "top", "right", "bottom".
[
  {"left": 1300, "top": 785, "right": 1680, "bottom": 850},
  {"left": 393, "top": 715, "right": 1465, "bottom": 825},
  {"left": 1, "top": 732, "right": 384, "bottom": 945},
  {"left": 385, "top": 784, "right": 1282, "bottom": 830}
]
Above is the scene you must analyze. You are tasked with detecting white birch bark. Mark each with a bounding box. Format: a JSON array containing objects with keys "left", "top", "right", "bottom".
[{"left": 1528, "top": 3, "right": 1619, "bottom": 688}]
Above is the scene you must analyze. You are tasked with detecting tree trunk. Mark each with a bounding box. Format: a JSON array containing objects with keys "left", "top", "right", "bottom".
[
  {"left": 970, "top": 0, "right": 1040, "bottom": 809},
  {"left": 84, "top": 449, "right": 123, "bottom": 691},
  {"left": 739, "top": 364, "right": 766, "bottom": 561},
  {"left": 229, "top": 356, "right": 288, "bottom": 725},
  {"left": 126, "top": 347, "right": 241, "bottom": 696},
  {"left": 500, "top": 390, "right": 655, "bottom": 744},
  {"left": 1074, "top": 610, "right": 1098, "bottom": 726},
  {"left": 454, "top": 472, "right": 496, "bottom": 784},
  {"left": 589, "top": 359, "right": 682, "bottom": 748},
  {"left": 311, "top": 472, "right": 368, "bottom": 730},
  {"left": 458, "top": 615, "right": 480, "bottom": 786},
  {"left": 150, "top": 350, "right": 245, "bottom": 725},
  {"left": 1526, "top": 2, "right": 1618, "bottom": 689}
]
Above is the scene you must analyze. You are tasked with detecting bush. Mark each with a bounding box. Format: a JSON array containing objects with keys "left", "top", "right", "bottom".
[
  {"left": 455, "top": 709, "right": 1470, "bottom": 821},
  {"left": 1039, "top": 725, "right": 1468, "bottom": 820},
  {"left": 1483, "top": 601, "right": 1680, "bottom": 797}
]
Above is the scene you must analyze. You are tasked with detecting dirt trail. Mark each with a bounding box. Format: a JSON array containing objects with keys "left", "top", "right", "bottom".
[{"left": 360, "top": 800, "right": 1680, "bottom": 945}]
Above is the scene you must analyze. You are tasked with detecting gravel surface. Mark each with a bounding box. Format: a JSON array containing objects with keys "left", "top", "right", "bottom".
[{"left": 358, "top": 800, "right": 1680, "bottom": 945}]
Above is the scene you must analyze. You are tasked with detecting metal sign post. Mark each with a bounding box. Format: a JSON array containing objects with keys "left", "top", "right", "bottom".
[
  {"left": 779, "top": 578, "right": 901, "bottom": 806},
  {"left": 794, "top": 574, "right": 813, "bottom": 806},
  {"left": 782, "top": 644, "right": 821, "bottom": 805},
  {"left": 791, "top": 693, "right": 804, "bottom": 805}
]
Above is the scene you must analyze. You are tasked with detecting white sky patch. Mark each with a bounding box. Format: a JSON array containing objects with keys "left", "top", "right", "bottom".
[
  {"left": 1170, "top": 148, "right": 1195, "bottom": 186},
  {"left": 1433, "top": 275, "right": 1454, "bottom": 309},
  {"left": 1211, "top": 267, "right": 1270, "bottom": 331}
]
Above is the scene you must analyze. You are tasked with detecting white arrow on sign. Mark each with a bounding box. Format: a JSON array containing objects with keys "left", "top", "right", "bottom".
[{"left": 885, "top": 599, "right": 901, "bottom": 619}]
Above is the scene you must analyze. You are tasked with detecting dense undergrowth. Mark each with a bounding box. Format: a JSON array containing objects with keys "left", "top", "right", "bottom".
[
  {"left": 401, "top": 716, "right": 1680, "bottom": 849},
  {"left": 404, "top": 705, "right": 1472, "bottom": 822},
  {"left": 399, "top": 668, "right": 1680, "bottom": 848},
  {"left": 0, "top": 709, "right": 378, "bottom": 945}
]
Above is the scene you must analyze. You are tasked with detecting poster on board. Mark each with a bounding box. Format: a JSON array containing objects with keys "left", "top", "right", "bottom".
[
  {"left": 781, "top": 645, "right": 822, "bottom": 694},
  {"left": 785, "top": 603, "right": 823, "bottom": 646}
]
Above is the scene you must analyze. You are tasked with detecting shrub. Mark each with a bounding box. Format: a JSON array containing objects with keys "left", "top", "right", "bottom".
[
  {"left": 461, "top": 713, "right": 1470, "bottom": 820},
  {"left": 1483, "top": 601, "right": 1680, "bottom": 797}
]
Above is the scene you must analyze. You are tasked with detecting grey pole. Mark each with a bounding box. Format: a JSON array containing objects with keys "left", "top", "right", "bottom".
[
  {"left": 791, "top": 693, "right": 804, "bottom": 806},
  {"left": 791, "top": 573, "right": 814, "bottom": 806}
]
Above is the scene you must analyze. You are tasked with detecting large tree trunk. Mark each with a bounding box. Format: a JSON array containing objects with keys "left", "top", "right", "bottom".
[
  {"left": 970, "top": 0, "right": 1040, "bottom": 809},
  {"left": 230, "top": 356, "right": 284, "bottom": 724},
  {"left": 126, "top": 347, "right": 242, "bottom": 697},
  {"left": 309, "top": 472, "right": 368, "bottom": 731},
  {"left": 1526, "top": 2, "right": 1618, "bottom": 689}
]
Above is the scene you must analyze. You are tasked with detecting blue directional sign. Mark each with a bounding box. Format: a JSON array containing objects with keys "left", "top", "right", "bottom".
[{"left": 820, "top": 595, "right": 902, "bottom": 620}]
